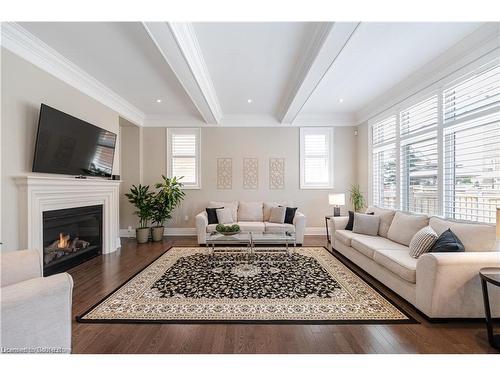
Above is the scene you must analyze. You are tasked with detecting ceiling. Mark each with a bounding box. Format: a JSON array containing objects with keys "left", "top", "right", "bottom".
[{"left": 10, "top": 22, "right": 487, "bottom": 126}]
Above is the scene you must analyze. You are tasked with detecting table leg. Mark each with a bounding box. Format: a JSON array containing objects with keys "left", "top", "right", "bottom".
[
  {"left": 481, "top": 278, "right": 499, "bottom": 349},
  {"left": 325, "top": 217, "right": 330, "bottom": 244}
]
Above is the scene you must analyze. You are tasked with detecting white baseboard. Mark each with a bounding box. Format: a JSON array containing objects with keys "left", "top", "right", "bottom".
[{"left": 119, "top": 226, "right": 326, "bottom": 237}]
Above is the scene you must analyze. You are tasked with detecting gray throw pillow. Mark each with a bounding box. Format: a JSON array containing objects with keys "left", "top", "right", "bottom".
[
  {"left": 269, "top": 206, "right": 286, "bottom": 224},
  {"left": 352, "top": 213, "right": 380, "bottom": 236}
]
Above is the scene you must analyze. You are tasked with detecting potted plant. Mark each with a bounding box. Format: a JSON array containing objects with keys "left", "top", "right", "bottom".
[
  {"left": 349, "top": 183, "right": 366, "bottom": 212},
  {"left": 125, "top": 184, "right": 154, "bottom": 243},
  {"left": 150, "top": 175, "right": 186, "bottom": 242}
]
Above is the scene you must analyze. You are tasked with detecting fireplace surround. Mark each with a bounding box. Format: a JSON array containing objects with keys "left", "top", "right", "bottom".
[{"left": 15, "top": 175, "right": 121, "bottom": 270}]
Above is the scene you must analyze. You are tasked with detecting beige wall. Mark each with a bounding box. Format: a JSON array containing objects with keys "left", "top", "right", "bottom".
[
  {"left": 119, "top": 118, "right": 141, "bottom": 230},
  {"left": 1, "top": 48, "right": 121, "bottom": 251},
  {"left": 120, "top": 126, "right": 358, "bottom": 229}
]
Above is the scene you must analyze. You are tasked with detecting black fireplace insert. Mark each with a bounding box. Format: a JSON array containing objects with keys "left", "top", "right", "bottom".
[{"left": 42, "top": 205, "right": 102, "bottom": 276}]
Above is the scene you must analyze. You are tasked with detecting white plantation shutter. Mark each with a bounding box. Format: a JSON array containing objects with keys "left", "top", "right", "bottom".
[
  {"left": 91, "top": 130, "right": 116, "bottom": 175},
  {"left": 167, "top": 128, "right": 200, "bottom": 188},
  {"left": 300, "top": 128, "right": 333, "bottom": 189},
  {"left": 371, "top": 116, "right": 397, "bottom": 209},
  {"left": 443, "top": 61, "right": 500, "bottom": 223},
  {"left": 400, "top": 95, "right": 438, "bottom": 136},
  {"left": 400, "top": 135, "right": 439, "bottom": 215},
  {"left": 399, "top": 96, "right": 439, "bottom": 215}
]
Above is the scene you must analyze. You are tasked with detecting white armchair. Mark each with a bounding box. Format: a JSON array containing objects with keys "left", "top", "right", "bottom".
[{"left": 0, "top": 249, "right": 73, "bottom": 353}]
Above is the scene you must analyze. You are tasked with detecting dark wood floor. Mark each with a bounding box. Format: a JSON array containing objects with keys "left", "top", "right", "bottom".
[{"left": 68, "top": 236, "right": 498, "bottom": 354}]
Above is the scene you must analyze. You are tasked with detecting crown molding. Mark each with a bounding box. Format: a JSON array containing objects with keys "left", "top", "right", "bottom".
[
  {"left": 279, "top": 22, "right": 359, "bottom": 124},
  {"left": 1, "top": 23, "right": 146, "bottom": 126},
  {"left": 355, "top": 23, "right": 500, "bottom": 124},
  {"left": 142, "top": 22, "right": 222, "bottom": 125}
]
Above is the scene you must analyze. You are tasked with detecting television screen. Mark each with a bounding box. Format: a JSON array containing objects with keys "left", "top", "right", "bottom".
[{"left": 33, "top": 104, "right": 117, "bottom": 177}]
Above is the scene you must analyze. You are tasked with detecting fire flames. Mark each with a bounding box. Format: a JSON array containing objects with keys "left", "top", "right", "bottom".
[{"left": 57, "top": 233, "right": 71, "bottom": 248}]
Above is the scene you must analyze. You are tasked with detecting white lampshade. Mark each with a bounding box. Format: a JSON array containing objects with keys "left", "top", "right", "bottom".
[{"left": 329, "top": 193, "right": 345, "bottom": 206}]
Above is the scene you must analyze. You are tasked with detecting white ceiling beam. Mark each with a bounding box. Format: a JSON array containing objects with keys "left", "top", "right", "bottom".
[
  {"left": 142, "top": 22, "right": 222, "bottom": 125},
  {"left": 279, "top": 22, "right": 360, "bottom": 124}
]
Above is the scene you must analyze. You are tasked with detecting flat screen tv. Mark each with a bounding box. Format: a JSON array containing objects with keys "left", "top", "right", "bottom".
[{"left": 33, "top": 104, "right": 117, "bottom": 178}]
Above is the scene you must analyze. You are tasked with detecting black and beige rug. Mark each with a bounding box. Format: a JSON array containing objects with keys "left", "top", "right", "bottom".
[{"left": 77, "top": 246, "right": 413, "bottom": 324}]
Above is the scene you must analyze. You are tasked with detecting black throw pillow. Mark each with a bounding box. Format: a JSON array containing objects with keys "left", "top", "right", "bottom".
[
  {"left": 206, "top": 207, "right": 223, "bottom": 225},
  {"left": 345, "top": 211, "right": 374, "bottom": 231},
  {"left": 283, "top": 207, "right": 298, "bottom": 224},
  {"left": 430, "top": 228, "right": 465, "bottom": 253}
]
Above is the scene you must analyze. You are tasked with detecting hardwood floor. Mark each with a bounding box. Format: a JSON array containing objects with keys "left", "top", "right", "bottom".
[{"left": 69, "top": 236, "right": 497, "bottom": 354}]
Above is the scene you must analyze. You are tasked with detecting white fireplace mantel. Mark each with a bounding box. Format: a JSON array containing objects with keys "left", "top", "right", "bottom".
[{"left": 15, "top": 175, "right": 122, "bottom": 260}]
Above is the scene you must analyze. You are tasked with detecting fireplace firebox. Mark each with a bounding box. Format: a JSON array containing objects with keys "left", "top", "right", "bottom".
[{"left": 42, "top": 205, "right": 102, "bottom": 276}]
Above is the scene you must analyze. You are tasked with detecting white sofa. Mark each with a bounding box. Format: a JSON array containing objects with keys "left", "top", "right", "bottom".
[
  {"left": 196, "top": 201, "right": 306, "bottom": 245},
  {"left": 330, "top": 206, "right": 500, "bottom": 319},
  {"left": 0, "top": 249, "right": 73, "bottom": 353}
]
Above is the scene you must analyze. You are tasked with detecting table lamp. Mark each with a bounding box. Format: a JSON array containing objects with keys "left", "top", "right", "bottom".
[{"left": 329, "top": 193, "right": 345, "bottom": 217}]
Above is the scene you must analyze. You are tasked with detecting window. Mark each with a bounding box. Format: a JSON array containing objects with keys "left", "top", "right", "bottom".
[
  {"left": 166, "top": 128, "right": 201, "bottom": 189},
  {"left": 443, "top": 62, "right": 500, "bottom": 223},
  {"left": 369, "top": 57, "right": 500, "bottom": 223},
  {"left": 371, "top": 116, "right": 397, "bottom": 209},
  {"left": 400, "top": 96, "right": 439, "bottom": 216},
  {"left": 300, "top": 127, "right": 334, "bottom": 189}
]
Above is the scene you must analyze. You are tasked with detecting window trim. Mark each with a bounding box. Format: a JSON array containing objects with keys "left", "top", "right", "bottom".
[
  {"left": 166, "top": 128, "right": 201, "bottom": 190},
  {"left": 299, "top": 127, "right": 334, "bottom": 190}
]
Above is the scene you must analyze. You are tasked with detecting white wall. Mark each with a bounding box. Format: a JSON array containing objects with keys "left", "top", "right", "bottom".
[
  {"left": 1, "top": 48, "right": 121, "bottom": 251},
  {"left": 119, "top": 126, "right": 358, "bottom": 230}
]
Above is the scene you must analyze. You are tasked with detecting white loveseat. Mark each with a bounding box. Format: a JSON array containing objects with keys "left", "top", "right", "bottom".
[
  {"left": 330, "top": 206, "right": 500, "bottom": 319},
  {"left": 195, "top": 201, "right": 306, "bottom": 245},
  {"left": 0, "top": 249, "right": 73, "bottom": 353}
]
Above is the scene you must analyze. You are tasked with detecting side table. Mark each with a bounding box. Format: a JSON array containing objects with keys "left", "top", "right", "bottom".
[{"left": 479, "top": 267, "right": 500, "bottom": 351}]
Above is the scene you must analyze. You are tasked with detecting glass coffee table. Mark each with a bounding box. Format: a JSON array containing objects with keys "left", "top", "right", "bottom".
[{"left": 206, "top": 231, "right": 296, "bottom": 256}]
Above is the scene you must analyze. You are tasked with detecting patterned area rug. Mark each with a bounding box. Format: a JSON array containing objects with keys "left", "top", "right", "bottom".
[{"left": 77, "top": 247, "right": 413, "bottom": 323}]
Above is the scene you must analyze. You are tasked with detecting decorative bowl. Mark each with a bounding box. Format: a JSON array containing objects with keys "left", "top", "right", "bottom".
[{"left": 217, "top": 230, "right": 241, "bottom": 236}]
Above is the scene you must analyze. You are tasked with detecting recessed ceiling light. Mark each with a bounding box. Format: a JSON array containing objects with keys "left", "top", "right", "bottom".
[
  {"left": 156, "top": 99, "right": 162, "bottom": 103},
  {"left": 247, "top": 99, "right": 253, "bottom": 104},
  {"left": 339, "top": 98, "right": 344, "bottom": 103}
]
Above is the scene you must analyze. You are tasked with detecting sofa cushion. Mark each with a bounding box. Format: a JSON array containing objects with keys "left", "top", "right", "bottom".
[
  {"left": 216, "top": 208, "right": 233, "bottom": 224},
  {"left": 373, "top": 250, "right": 417, "bottom": 283},
  {"left": 366, "top": 206, "right": 396, "bottom": 238},
  {"left": 353, "top": 213, "right": 380, "bottom": 236},
  {"left": 269, "top": 206, "right": 286, "bottom": 224},
  {"left": 264, "top": 222, "right": 295, "bottom": 233},
  {"left": 429, "top": 217, "right": 496, "bottom": 252},
  {"left": 209, "top": 201, "right": 238, "bottom": 222},
  {"left": 351, "top": 235, "right": 409, "bottom": 259},
  {"left": 263, "top": 202, "right": 279, "bottom": 222},
  {"left": 409, "top": 226, "right": 438, "bottom": 258},
  {"left": 387, "top": 211, "right": 429, "bottom": 246},
  {"left": 238, "top": 201, "right": 264, "bottom": 221},
  {"left": 334, "top": 230, "right": 359, "bottom": 246},
  {"left": 237, "top": 221, "right": 265, "bottom": 232}
]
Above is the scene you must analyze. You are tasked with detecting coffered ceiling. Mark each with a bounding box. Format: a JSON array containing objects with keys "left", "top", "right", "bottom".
[{"left": 3, "top": 21, "right": 488, "bottom": 127}]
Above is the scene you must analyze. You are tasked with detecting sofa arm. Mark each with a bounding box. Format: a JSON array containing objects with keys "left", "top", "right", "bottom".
[
  {"left": 416, "top": 252, "right": 500, "bottom": 318},
  {"left": 293, "top": 212, "right": 306, "bottom": 245},
  {"left": 195, "top": 211, "right": 209, "bottom": 245},
  {"left": 330, "top": 216, "right": 349, "bottom": 234},
  {"left": 1, "top": 273, "right": 73, "bottom": 353},
  {"left": 1, "top": 249, "right": 42, "bottom": 288}
]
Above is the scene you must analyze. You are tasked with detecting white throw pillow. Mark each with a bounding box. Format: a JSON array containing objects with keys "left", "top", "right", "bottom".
[
  {"left": 238, "top": 201, "right": 263, "bottom": 221},
  {"left": 269, "top": 206, "right": 286, "bottom": 224},
  {"left": 209, "top": 201, "right": 238, "bottom": 222},
  {"left": 409, "top": 226, "right": 438, "bottom": 258},
  {"left": 387, "top": 211, "right": 429, "bottom": 246},
  {"left": 352, "top": 213, "right": 380, "bottom": 236},
  {"left": 216, "top": 208, "right": 233, "bottom": 224}
]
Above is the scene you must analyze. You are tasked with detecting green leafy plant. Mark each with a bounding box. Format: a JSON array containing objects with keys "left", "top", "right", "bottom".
[
  {"left": 151, "top": 175, "right": 186, "bottom": 227},
  {"left": 215, "top": 224, "right": 240, "bottom": 233},
  {"left": 125, "top": 184, "right": 154, "bottom": 228},
  {"left": 349, "top": 183, "right": 366, "bottom": 212}
]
